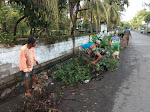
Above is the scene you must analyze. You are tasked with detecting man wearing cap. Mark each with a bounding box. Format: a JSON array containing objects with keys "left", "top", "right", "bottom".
[{"left": 79, "top": 40, "right": 102, "bottom": 66}]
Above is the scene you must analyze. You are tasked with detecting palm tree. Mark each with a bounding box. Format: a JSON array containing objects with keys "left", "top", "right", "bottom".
[
  {"left": 102, "top": 1, "right": 120, "bottom": 30},
  {"left": 93, "top": 0, "right": 109, "bottom": 32},
  {"left": 81, "top": 0, "right": 109, "bottom": 33},
  {"left": 80, "top": 0, "right": 93, "bottom": 33},
  {"left": 103, "top": 0, "right": 129, "bottom": 28},
  {"left": 0, "top": 0, "right": 5, "bottom": 7},
  {"left": 37, "top": 0, "right": 59, "bottom": 27}
]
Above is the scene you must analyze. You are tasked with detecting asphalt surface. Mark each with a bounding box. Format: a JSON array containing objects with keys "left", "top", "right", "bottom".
[
  {"left": 0, "top": 31, "right": 150, "bottom": 112},
  {"left": 138, "top": 32, "right": 150, "bottom": 37},
  {"left": 112, "top": 32, "right": 150, "bottom": 112}
]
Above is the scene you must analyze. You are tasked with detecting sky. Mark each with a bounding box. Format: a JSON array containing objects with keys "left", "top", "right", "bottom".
[{"left": 121, "top": 0, "right": 150, "bottom": 22}]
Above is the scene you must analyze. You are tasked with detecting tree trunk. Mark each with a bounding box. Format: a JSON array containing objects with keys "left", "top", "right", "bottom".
[
  {"left": 67, "top": 8, "right": 69, "bottom": 34},
  {"left": 0, "top": 22, "right": 7, "bottom": 32},
  {"left": 96, "top": 21, "right": 98, "bottom": 33},
  {"left": 72, "top": 36, "right": 75, "bottom": 55},
  {"left": 90, "top": 12, "right": 93, "bottom": 33},
  {"left": 45, "top": 28, "right": 50, "bottom": 37},
  {"left": 4, "top": 0, "right": 5, "bottom": 5},
  {"left": 69, "top": 0, "right": 80, "bottom": 55},
  {"left": 107, "top": 24, "right": 110, "bottom": 32},
  {"left": 2, "top": 22, "right": 7, "bottom": 32},
  {"left": 30, "top": 28, "right": 33, "bottom": 36},
  {"left": 89, "top": 35, "right": 91, "bottom": 42},
  {"left": 71, "top": 24, "right": 76, "bottom": 36},
  {"left": 14, "top": 16, "right": 26, "bottom": 37},
  {"left": 33, "top": 28, "right": 36, "bottom": 36},
  {"left": 71, "top": 24, "right": 76, "bottom": 54}
]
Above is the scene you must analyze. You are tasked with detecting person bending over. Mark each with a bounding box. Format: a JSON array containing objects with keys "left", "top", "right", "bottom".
[{"left": 79, "top": 40, "right": 102, "bottom": 66}]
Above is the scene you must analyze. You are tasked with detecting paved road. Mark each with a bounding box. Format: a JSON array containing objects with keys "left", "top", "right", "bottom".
[
  {"left": 112, "top": 31, "right": 150, "bottom": 112},
  {"left": 137, "top": 31, "right": 150, "bottom": 37}
]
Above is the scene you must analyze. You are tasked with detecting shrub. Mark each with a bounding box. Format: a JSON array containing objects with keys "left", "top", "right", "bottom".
[
  {"left": 96, "top": 54, "right": 119, "bottom": 71},
  {"left": 117, "top": 31, "right": 123, "bottom": 35},
  {"left": 0, "top": 32, "right": 15, "bottom": 42},
  {"left": 91, "top": 33, "right": 120, "bottom": 71},
  {"left": 52, "top": 58, "right": 91, "bottom": 86},
  {"left": 53, "top": 30, "right": 63, "bottom": 36},
  {"left": 100, "top": 38, "right": 110, "bottom": 49},
  {"left": 92, "top": 34, "right": 99, "bottom": 43}
]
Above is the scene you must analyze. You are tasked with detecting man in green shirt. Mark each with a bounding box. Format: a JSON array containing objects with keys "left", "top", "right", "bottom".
[{"left": 124, "top": 27, "right": 132, "bottom": 48}]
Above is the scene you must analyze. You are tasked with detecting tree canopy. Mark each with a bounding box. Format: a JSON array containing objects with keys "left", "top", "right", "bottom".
[{"left": 0, "top": 0, "right": 129, "bottom": 38}]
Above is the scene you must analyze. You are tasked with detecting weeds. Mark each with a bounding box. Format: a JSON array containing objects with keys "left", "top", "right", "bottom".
[
  {"left": 52, "top": 58, "right": 92, "bottom": 86},
  {"left": 52, "top": 33, "right": 122, "bottom": 86}
]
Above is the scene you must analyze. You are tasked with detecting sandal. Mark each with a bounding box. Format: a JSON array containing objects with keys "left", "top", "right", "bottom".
[{"left": 25, "top": 93, "right": 31, "bottom": 97}]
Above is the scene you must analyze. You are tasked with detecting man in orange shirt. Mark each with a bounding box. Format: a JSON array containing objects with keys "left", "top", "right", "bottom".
[{"left": 19, "top": 37, "right": 39, "bottom": 96}]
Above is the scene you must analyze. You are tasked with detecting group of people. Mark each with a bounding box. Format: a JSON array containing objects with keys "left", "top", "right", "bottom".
[
  {"left": 79, "top": 27, "right": 132, "bottom": 62},
  {"left": 110, "top": 27, "right": 132, "bottom": 59},
  {"left": 19, "top": 27, "right": 132, "bottom": 96}
]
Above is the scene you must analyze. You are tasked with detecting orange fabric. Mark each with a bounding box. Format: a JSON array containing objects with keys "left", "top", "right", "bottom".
[{"left": 19, "top": 44, "right": 37, "bottom": 72}]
